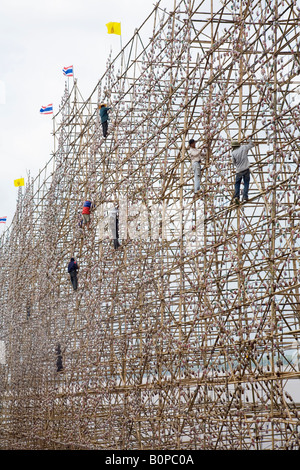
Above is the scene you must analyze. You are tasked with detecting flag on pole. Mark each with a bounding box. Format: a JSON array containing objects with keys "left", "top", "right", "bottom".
[
  {"left": 106, "top": 22, "right": 121, "bottom": 35},
  {"left": 0, "top": 217, "right": 7, "bottom": 224},
  {"left": 14, "top": 178, "right": 24, "bottom": 187},
  {"left": 62, "top": 65, "right": 73, "bottom": 77},
  {"left": 40, "top": 104, "right": 53, "bottom": 114}
]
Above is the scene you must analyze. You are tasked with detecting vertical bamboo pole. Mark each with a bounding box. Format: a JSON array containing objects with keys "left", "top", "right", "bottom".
[{"left": 270, "top": 0, "right": 278, "bottom": 450}]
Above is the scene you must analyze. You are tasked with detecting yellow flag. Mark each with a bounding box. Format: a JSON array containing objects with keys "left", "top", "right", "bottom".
[
  {"left": 106, "top": 22, "right": 121, "bottom": 36},
  {"left": 14, "top": 178, "right": 24, "bottom": 187}
]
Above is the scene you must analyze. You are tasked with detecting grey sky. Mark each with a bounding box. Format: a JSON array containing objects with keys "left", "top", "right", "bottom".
[{"left": 0, "top": 0, "right": 162, "bottom": 232}]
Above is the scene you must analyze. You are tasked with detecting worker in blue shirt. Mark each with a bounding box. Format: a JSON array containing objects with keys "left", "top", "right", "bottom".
[
  {"left": 99, "top": 104, "right": 111, "bottom": 138},
  {"left": 232, "top": 138, "right": 255, "bottom": 203},
  {"left": 68, "top": 257, "right": 79, "bottom": 291}
]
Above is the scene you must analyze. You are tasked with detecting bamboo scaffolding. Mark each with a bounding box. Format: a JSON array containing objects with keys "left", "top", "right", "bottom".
[{"left": 0, "top": 0, "right": 299, "bottom": 451}]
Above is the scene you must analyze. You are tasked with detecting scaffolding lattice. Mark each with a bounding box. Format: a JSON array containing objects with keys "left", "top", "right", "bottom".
[{"left": 0, "top": 0, "right": 300, "bottom": 450}]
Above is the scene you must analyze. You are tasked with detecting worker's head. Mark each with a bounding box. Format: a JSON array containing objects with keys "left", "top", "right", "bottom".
[
  {"left": 71, "top": 257, "right": 74, "bottom": 262},
  {"left": 232, "top": 140, "right": 240, "bottom": 149},
  {"left": 189, "top": 139, "right": 196, "bottom": 148}
]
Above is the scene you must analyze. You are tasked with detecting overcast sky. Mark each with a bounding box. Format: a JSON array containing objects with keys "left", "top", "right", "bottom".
[{"left": 0, "top": 0, "right": 173, "bottom": 233}]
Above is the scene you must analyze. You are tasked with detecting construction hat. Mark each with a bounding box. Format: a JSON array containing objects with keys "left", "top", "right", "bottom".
[{"left": 232, "top": 140, "right": 240, "bottom": 148}]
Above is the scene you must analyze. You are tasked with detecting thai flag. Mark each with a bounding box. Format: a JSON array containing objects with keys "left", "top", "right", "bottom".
[
  {"left": 63, "top": 66, "right": 73, "bottom": 77},
  {"left": 0, "top": 217, "right": 7, "bottom": 223},
  {"left": 40, "top": 104, "right": 53, "bottom": 114}
]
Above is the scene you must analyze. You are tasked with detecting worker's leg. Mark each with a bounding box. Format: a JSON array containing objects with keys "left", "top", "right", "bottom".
[
  {"left": 57, "top": 356, "right": 63, "bottom": 372},
  {"left": 114, "top": 239, "right": 120, "bottom": 250},
  {"left": 234, "top": 172, "right": 242, "bottom": 200},
  {"left": 102, "top": 121, "right": 108, "bottom": 137},
  {"left": 82, "top": 214, "right": 90, "bottom": 228},
  {"left": 70, "top": 271, "right": 77, "bottom": 290},
  {"left": 193, "top": 162, "right": 201, "bottom": 192},
  {"left": 242, "top": 169, "right": 250, "bottom": 200},
  {"left": 86, "top": 214, "right": 90, "bottom": 229},
  {"left": 74, "top": 272, "right": 78, "bottom": 290},
  {"left": 70, "top": 272, "right": 74, "bottom": 289}
]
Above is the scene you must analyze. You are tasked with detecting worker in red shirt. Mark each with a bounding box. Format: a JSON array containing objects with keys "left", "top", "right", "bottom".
[{"left": 82, "top": 200, "right": 93, "bottom": 228}]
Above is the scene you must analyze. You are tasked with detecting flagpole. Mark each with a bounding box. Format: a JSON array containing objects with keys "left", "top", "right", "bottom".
[
  {"left": 68, "top": 65, "right": 74, "bottom": 93},
  {"left": 106, "top": 23, "right": 122, "bottom": 71},
  {"left": 120, "top": 25, "right": 123, "bottom": 74}
]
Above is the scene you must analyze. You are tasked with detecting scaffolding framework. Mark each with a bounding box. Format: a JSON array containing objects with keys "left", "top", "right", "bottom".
[{"left": 0, "top": 0, "right": 300, "bottom": 450}]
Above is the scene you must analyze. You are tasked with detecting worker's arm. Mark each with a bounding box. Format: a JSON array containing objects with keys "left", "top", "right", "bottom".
[{"left": 245, "top": 139, "right": 255, "bottom": 151}]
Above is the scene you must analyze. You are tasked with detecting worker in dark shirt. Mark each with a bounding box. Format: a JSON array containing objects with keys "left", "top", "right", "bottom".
[
  {"left": 68, "top": 257, "right": 79, "bottom": 291},
  {"left": 55, "top": 343, "right": 63, "bottom": 372},
  {"left": 99, "top": 104, "right": 111, "bottom": 138}
]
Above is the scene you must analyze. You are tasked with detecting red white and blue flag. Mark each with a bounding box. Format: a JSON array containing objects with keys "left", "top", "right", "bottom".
[
  {"left": 0, "top": 217, "right": 7, "bottom": 224},
  {"left": 40, "top": 104, "right": 53, "bottom": 115},
  {"left": 62, "top": 65, "right": 73, "bottom": 77}
]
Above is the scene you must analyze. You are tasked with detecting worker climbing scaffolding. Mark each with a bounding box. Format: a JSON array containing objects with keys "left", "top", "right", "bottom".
[
  {"left": 81, "top": 199, "right": 94, "bottom": 229},
  {"left": 232, "top": 138, "right": 255, "bottom": 204},
  {"left": 55, "top": 343, "right": 63, "bottom": 373},
  {"left": 68, "top": 257, "right": 79, "bottom": 291},
  {"left": 188, "top": 139, "right": 204, "bottom": 194},
  {"left": 99, "top": 103, "right": 111, "bottom": 138},
  {"left": 109, "top": 205, "right": 121, "bottom": 250}
]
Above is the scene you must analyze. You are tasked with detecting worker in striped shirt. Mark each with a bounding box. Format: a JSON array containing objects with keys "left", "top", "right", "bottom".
[
  {"left": 82, "top": 199, "right": 94, "bottom": 228},
  {"left": 232, "top": 138, "right": 255, "bottom": 204}
]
